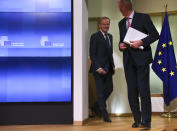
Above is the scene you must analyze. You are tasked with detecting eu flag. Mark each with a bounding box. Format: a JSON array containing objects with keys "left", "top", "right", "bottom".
[{"left": 152, "top": 12, "right": 177, "bottom": 106}]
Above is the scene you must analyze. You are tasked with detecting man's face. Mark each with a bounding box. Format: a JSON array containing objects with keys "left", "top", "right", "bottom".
[
  {"left": 118, "top": 0, "right": 129, "bottom": 17},
  {"left": 99, "top": 19, "right": 110, "bottom": 33}
]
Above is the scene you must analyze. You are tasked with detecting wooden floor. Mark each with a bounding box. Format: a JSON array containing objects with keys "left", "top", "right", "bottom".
[{"left": 0, "top": 116, "right": 177, "bottom": 131}]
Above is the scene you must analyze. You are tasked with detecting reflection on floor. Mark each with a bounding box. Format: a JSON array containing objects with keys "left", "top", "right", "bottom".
[{"left": 0, "top": 116, "right": 177, "bottom": 131}]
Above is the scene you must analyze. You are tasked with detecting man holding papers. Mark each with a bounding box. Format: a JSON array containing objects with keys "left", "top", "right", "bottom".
[{"left": 118, "top": 0, "right": 159, "bottom": 129}]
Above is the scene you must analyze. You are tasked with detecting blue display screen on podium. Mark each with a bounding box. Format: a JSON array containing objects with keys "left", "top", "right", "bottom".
[{"left": 0, "top": 0, "right": 72, "bottom": 102}]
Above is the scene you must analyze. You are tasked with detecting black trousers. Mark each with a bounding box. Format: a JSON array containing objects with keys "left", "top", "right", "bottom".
[
  {"left": 92, "top": 71, "right": 113, "bottom": 113},
  {"left": 124, "top": 55, "right": 151, "bottom": 123}
]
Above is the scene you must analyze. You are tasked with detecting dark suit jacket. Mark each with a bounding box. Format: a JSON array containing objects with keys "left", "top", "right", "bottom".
[
  {"left": 119, "top": 12, "right": 159, "bottom": 67},
  {"left": 89, "top": 31, "right": 115, "bottom": 74}
]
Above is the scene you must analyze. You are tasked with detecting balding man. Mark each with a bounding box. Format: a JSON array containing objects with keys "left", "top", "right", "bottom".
[
  {"left": 118, "top": 0, "right": 159, "bottom": 129},
  {"left": 90, "top": 17, "right": 115, "bottom": 122}
]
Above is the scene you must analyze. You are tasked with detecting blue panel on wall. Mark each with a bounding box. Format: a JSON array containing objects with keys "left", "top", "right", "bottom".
[
  {"left": 0, "top": 12, "right": 71, "bottom": 57},
  {"left": 0, "top": 0, "right": 71, "bottom": 12},
  {"left": 0, "top": 57, "right": 71, "bottom": 102},
  {"left": 0, "top": 0, "right": 72, "bottom": 102}
]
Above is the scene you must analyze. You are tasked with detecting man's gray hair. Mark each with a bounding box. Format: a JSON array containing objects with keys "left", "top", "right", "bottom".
[
  {"left": 117, "top": 0, "right": 132, "bottom": 3},
  {"left": 98, "top": 17, "right": 110, "bottom": 24},
  {"left": 118, "top": 0, "right": 132, "bottom": 10}
]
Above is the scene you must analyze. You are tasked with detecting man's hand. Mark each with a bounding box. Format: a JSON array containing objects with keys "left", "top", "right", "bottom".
[
  {"left": 97, "top": 68, "right": 107, "bottom": 75},
  {"left": 130, "top": 40, "right": 143, "bottom": 49},
  {"left": 120, "top": 43, "right": 127, "bottom": 50}
]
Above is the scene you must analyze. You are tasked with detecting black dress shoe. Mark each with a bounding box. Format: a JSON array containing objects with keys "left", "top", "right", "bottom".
[
  {"left": 102, "top": 110, "right": 112, "bottom": 122},
  {"left": 104, "top": 118, "right": 112, "bottom": 122},
  {"left": 132, "top": 122, "right": 140, "bottom": 128},
  {"left": 103, "top": 115, "right": 112, "bottom": 122},
  {"left": 89, "top": 114, "right": 95, "bottom": 118},
  {"left": 140, "top": 122, "right": 151, "bottom": 130},
  {"left": 90, "top": 106, "right": 102, "bottom": 117}
]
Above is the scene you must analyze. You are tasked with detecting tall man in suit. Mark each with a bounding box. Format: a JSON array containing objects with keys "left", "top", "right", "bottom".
[
  {"left": 118, "top": 0, "right": 159, "bottom": 129},
  {"left": 89, "top": 17, "right": 115, "bottom": 122}
]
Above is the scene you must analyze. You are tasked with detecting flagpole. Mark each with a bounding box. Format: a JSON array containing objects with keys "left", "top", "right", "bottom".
[
  {"left": 161, "top": 84, "right": 177, "bottom": 118},
  {"left": 161, "top": 4, "right": 177, "bottom": 118},
  {"left": 165, "top": 4, "right": 167, "bottom": 12}
]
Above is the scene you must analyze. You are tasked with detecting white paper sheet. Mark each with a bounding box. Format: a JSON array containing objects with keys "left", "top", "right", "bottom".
[{"left": 123, "top": 27, "right": 148, "bottom": 50}]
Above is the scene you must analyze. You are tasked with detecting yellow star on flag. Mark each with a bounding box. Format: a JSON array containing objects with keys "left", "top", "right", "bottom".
[
  {"left": 162, "top": 43, "right": 166, "bottom": 48},
  {"left": 158, "top": 60, "right": 162, "bottom": 65},
  {"left": 169, "top": 41, "right": 173, "bottom": 46},
  {"left": 158, "top": 51, "right": 162, "bottom": 56},
  {"left": 169, "top": 71, "right": 174, "bottom": 76},
  {"left": 162, "top": 68, "right": 166, "bottom": 72}
]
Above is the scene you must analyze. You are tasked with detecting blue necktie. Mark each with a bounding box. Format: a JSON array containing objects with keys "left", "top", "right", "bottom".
[{"left": 105, "top": 34, "right": 111, "bottom": 47}]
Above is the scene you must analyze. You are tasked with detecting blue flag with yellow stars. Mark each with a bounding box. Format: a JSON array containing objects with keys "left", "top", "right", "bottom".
[{"left": 152, "top": 12, "right": 177, "bottom": 106}]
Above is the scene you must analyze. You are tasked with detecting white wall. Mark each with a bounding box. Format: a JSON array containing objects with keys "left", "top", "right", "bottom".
[
  {"left": 74, "top": 0, "right": 88, "bottom": 122},
  {"left": 133, "top": 0, "right": 177, "bottom": 13}
]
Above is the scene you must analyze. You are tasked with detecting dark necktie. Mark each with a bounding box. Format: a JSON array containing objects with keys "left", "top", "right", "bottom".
[{"left": 105, "top": 34, "right": 111, "bottom": 47}]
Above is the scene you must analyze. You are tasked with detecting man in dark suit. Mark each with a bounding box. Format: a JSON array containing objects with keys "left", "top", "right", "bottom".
[
  {"left": 118, "top": 0, "right": 159, "bottom": 129},
  {"left": 89, "top": 17, "right": 115, "bottom": 122}
]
